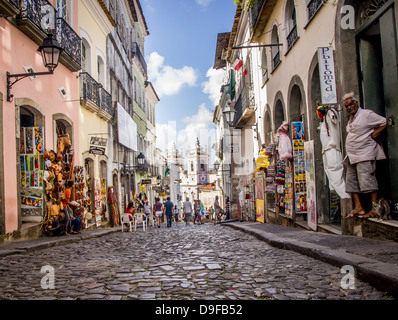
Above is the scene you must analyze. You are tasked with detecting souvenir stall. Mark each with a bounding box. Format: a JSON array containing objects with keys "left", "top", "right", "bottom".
[
  {"left": 20, "top": 126, "right": 45, "bottom": 218},
  {"left": 255, "top": 121, "right": 308, "bottom": 225},
  {"left": 40, "top": 130, "right": 92, "bottom": 236}
]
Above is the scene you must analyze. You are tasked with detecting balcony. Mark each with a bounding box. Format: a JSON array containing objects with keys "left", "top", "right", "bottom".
[
  {"left": 15, "top": 1, "right": 81, "bottom": 72},
  {"left": 80, "top": 72, "right": 112, "bottom": 121},
  {"left": 132, "top": 42, "right": 147, "bottom": 77},
  {"left": 17, "top": 0, "right": 57, "bottom": 44},
  {"left": 0, "top": 0, "right": 20, "bottom": 16},
  {"left": 249, "top": 0, "right": 278, "bottom": 43},
  {"left": 233, "top": 83, "right": 255, "bottom": 128},
  {"left": 56, "top": 18, "right": 82, "bottom": 71}
]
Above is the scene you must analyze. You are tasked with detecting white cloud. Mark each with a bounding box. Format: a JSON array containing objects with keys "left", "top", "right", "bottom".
[
  {"left": 156, "top": 104, "right": 217, "bottom": 163},
  {"left": 202, "top": 67, "right": 225, "bottom": 106},
  {"left": 195, "top": 0, "right": 213, "bottom": 7},
  {"left": 148, "top": 52, "right": 198, "bottom": 97}
]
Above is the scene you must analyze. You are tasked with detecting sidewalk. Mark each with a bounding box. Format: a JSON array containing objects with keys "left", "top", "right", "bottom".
[
  {"left": 223, "top": 221, "right": 398, "bottom": 298},
  {"left": 0, "top": 227, "right": 120, "bottom": 258}
]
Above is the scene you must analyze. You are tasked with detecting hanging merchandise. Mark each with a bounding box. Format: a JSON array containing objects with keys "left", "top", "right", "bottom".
[
  {"left": 20, "top": 127, "right": 45, "bottom": 217},
  {"left": 277, "top": 122, "right": 293, "bottom": 161},
  {"left": 292, "top": 122, "right": 307, "bottom": 213},
  {"left": 284, "top": 167, "right": 294, "bottom": 218}
]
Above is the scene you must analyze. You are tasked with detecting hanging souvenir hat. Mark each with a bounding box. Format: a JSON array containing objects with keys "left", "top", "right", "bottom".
[{"left": 317, "top": 105, "right": 327, "bottom": 119}]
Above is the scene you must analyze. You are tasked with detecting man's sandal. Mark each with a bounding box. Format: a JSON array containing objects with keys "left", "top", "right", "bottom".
[{"left": 345, "top": 210, "right": 366, "bottom": 219}]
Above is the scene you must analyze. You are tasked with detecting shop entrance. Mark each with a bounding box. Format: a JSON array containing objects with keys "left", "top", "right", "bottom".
[
  {"left": 356, "top": 5, "right": 398, "bottom": 218},
  {"left": 19, "top": 106, "right": 45, "bottom": 222}
]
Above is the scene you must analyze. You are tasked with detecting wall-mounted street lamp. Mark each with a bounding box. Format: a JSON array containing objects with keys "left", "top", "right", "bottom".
[
  {"left": 223, "top": 104, "right": 236, "bottom": 127},
  {"left": 6, "top": 33, "right": 63, "bottom": 102}
]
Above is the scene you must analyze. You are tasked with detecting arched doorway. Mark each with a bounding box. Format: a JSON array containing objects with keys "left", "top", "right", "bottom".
[
  {"left": 274, "top": 99, "right": 285, "bottom": 130},
  {"left": 18, "top": 105, "right": 45, "bottom": 222},
  {"left": 263, "top": 105, "right": 272, "bottom": 145}
]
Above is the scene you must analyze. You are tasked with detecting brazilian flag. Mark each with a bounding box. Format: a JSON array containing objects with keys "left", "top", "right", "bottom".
[{"left": 226, "top": 69, "right": 236, "bottom": 101}]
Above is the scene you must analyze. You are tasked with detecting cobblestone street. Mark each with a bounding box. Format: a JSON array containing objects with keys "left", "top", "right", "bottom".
[{"left": 0, "top": 223, "right": 394, "bottom": 300}]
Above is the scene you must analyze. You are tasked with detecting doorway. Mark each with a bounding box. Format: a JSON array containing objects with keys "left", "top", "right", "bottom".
[{"left": 356, "top": 5, "right": 398, "bottom": 218}]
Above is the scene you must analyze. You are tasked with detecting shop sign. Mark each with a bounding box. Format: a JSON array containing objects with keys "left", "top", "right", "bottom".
[
  {"left": 89, "top": 137, "right": 107, "bottom": 155},
  {"left": 318, "top": 47, "right": 337, "bottom": 105},
  {"left": 141, "top": 179, "right": 151, "bottom": 185}
]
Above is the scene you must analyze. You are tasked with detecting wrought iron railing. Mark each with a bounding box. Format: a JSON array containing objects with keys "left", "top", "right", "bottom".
[
  {"left": 56, "top": 18, "right": 81, "bottom": 67},
  {"left": 286, "top": 24, "right": 298, "bottom": 52},
  {"left": 99, "top": 86, "right": 113, "bottom": 116},
  {"left": 132, "top": 42, "right": 147, "bottom": 76},
  {"left": 272, "top": 51, "right": 281, "bottom": 72},
  {"left": 307, "top": 0, "right": 324, "bottom": 22},
  {"left": 80, "top": 72, "right": 100, "bottom": 106},
  {"left": 19, "top": 0, "right": 56, "bottom": 35},
  {"left": 249, "top": 0, "right": 265, "bottom": 28}
]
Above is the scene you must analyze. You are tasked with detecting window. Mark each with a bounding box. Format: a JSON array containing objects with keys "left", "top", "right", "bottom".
[
  {"left": 81, "top": 39, "right": 91, "bottom": 73},
  {"left": 97, "top": 56, "right": 105, "bottom": 86},
  {"left": 285, "top": 0, "right": 298, "bottom": 52},
  {"left": 271, "top": 25, "right": 281, "bottom": 72},
  {"left": 306, "top": 0, "right": 324, "bottom": 24},
  {"left": 261, "top": 49, "right": 268, "bottom": 84}
]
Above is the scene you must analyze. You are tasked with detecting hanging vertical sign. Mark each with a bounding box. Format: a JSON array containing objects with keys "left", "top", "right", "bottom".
[{"left": 318, "top": 47, "right": 338, "bottom": 105}]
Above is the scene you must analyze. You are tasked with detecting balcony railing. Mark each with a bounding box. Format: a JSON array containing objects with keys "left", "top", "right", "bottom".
[
  {"left": 307, "top": 0, "right": 324, "bottom": 22},
  {"left": 56, "top": 17, "right": 81, "bottom": 68},
  {"left": 80, "top": 72, "right": 113, "bottom": 118},
  {"left": 19, "top": 0, "right": 56, "bottom": 35},
  {"left": 99, "top": 87, "right": 113, "bottom": 116},
  {"left": 132, "top": 42, "right": 147, "bottom": 76},
  {"left": 272, "top": 51, "right": 281, "bottom": 72},
  {"left": 80, "top": 72, "right": 100, "bottom": 106},
  {"left": 286, "top": 24, "right": 298, "bottom": 52},
  {"left": 249, "top": 0, "right": 265, "bottom": 28}
]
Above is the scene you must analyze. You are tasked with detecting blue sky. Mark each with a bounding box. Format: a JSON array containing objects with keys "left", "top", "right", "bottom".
[{"left": 142, "top": 0, "right": 237, "bottom": 155}]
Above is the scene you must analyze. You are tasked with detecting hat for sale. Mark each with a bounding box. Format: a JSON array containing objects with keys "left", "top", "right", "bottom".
[{"left": 316, "top": 105, "right": 327, "bottom": 119}]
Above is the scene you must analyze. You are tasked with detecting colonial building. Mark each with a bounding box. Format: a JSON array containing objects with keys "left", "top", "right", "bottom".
[
  {"left": 214, "top": 0, "right": 398, "bottom": 241},
  {"left": 77, "top": 0, "right": 115, "bottom": 227},
  {"left": 0, "top": 0, "right": 82, "bottom": 236}
]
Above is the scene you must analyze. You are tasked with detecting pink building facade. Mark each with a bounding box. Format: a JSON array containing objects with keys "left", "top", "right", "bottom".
[{"left": 0, "top": 0, "right": 81, "bottom": 236}]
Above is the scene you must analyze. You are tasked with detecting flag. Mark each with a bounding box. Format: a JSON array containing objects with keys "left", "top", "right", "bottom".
[
  {"left": 242, "top": 69, "right": 247, "bottom": 76},
  {"left": 226, "top": 69, "right": 236, "bottom": 101},
  {"left": 234, "top": 57, "right": 243, "bottom": 71}
]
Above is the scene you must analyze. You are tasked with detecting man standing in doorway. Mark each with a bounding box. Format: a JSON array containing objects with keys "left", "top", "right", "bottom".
[
  {"left": 343, "top": 92, "right": 387, "bottom": 219},
  {"left": 164, "top": 197, "right": 174, "bottom": 228}
]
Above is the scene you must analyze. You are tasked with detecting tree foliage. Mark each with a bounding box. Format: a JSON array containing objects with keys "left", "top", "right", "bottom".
[{"left": 234, "top": 0, "right": 257, "bottom": 10}]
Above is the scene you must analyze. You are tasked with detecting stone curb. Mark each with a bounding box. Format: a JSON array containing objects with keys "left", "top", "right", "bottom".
[
  {"left": 0, "top": 228, "right": 121, "bottom": 258},
  {"left": 223, "top": 222, "right": 398, "bottom": 298}
]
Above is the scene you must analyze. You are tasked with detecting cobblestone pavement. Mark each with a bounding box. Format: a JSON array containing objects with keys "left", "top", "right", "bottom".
[{"left": 0, "top": 223, "right": 394, "bottom": 300}]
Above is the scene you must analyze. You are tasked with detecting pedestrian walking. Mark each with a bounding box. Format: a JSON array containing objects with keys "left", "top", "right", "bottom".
[
  {"left": 164, "top": 197, "right": 174, "bottom": 228},
  {"left": 153, "top": 198, "right": 163, "bottom": 228},
  {"left": 174, "top": 205, "right": 180, "bottom": 223},
  {"left": 225, "top": 196, "right": 230, "bottom": 221},
  {"left": 144, "top": 201, "right": 151, "bottom": 226},
  {"left": 342, "top": 92, "right": 387, "bottom": 219},
  {"left": 214, "top": 195, "right": 224, "bottom": 225},
  {"left": 193, "top": 200, "right": 201, "bottom": 224},
  {"left": 182, "top": 197, "right": 193, "bottom": 225}
]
